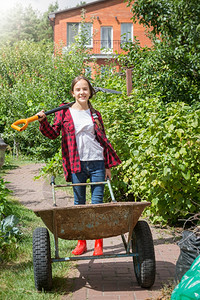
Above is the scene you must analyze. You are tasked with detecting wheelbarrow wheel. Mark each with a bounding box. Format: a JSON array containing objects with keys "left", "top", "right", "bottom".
[
  {"left": 132, "top": 220, "right": 155, "bottom": 288},
  {"left": 32, "top": 227, "right": 52, "bottom": 291}
]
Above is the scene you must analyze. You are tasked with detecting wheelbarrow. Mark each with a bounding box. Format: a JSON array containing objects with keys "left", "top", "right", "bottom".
[{"left": 32, "top": 178, "right": 156, "bottom": 291}]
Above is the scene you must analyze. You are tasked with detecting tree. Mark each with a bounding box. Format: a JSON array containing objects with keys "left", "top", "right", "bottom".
[
  {"left": 123, "top": 0, "right": 200, "bottom": 103},
  {"left": 37, "top": 3, "right": 59, "bottom": 41},
  {"left": 0, "top": 4, "right": 25, "bottom": 44},
  {"left": 0, "top": 3, "right": 59, "bottom": 44}
]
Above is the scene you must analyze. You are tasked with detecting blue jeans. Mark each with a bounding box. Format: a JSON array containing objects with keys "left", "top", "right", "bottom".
[{"left": 71, "top": 160, "right": 105, "bottom": 205}]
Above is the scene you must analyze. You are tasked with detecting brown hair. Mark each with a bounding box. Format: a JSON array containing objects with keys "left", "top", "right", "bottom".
[
  {"left": 70, "top": 76, "right": 103, "bottom": 131},
  {"left": 70, "top": 76, "right": 96, "bottom": 99}
]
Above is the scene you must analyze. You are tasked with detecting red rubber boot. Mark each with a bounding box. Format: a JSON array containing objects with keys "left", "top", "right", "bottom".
[
  {"left": 72, "top": 240, "right": 87, "bottom": 255},
  {"left": 93, "top": 239, "right": 103, "bottom": 256}
]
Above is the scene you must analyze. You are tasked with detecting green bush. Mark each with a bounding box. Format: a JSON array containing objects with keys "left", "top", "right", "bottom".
[
  {"left": 0, "top": 178, "right": 12, "bottom": 220},
  {"left": 0, "top": 39, "right": 91, "bottom": 160},
  {"left": 98, "top": 90, "right": 200, "bottom": 224},
  {"left": 123, "top": 0, "right": 200, "bottom": 104},
  {"left": 0, "top": 178, "right": 21, "bottom": 258}
]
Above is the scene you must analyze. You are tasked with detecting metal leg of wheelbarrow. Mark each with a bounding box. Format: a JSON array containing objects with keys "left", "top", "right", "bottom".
[
  {"left": 107, "top": 179, "right": 116, "bottom": 203},
  {"left": 106, "top": 179, "right": 131, "bottom": 255},
  {"left": 52, "top": 209, "right": 59, "bottom": 259},
  {"left": 121, "top": 234, "right": 129, "bottom": 253},
  {"left": 50, "top": 176, "right": 57, "bottom": 207}
]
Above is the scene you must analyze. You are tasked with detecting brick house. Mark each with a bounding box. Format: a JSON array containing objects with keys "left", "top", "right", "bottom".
[{"left": 49, "top": 0, "right": 152, "bottom": 75}]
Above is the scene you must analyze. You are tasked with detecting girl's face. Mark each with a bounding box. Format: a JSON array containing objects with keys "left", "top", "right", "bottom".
[{"left": 72, "top": 79, "right": 91, "bottom": 106}]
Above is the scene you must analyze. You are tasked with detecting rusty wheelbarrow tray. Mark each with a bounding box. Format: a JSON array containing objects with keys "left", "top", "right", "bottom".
[{"left": 32, "top": 179, "right": 156, "bottom": 292}]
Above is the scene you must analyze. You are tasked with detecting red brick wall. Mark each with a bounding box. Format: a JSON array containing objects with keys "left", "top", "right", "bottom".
[{"left": 53, "top": 0, "right": 152, "bottom": 50}]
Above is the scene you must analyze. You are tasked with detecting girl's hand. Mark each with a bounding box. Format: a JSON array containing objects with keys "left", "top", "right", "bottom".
[
  {"left": 37, "top": 110, "right": 46, "bottom": 122},
  {"left": 105, "top": 168, "right": 111, "bottom": 181}
]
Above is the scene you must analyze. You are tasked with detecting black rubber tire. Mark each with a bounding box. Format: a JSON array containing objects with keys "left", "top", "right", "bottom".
[
  {"left": 32, "top": 227, "right": 52, "bottom": 291},
  {"left": 132, "top": 220, "right": 156, "bottom": 288}
]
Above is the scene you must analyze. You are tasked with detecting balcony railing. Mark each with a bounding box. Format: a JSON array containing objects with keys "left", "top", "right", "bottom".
[
  {"left": 88, "top": 40, "right": 129, "bottom": 55},
  {"left": 63, "top": 40, "right": 131, "bottom": 56}
]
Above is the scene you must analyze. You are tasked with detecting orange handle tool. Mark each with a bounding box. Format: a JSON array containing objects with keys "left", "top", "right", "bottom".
[
  {"left": 11, "top": 115, "right": 39, "bottom": 132},
  {"left": 11, "top": 102, "right": 74, "bottom": 132}
]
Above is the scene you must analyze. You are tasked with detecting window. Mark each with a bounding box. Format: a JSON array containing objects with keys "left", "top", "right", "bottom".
[
  {"left": 67, "top": 23, "right": 79, "bottom": 46},
  {"left": 101, "top": 27, "right": 113, "bottom": 51},
  {"left": 121, "top": 23, "right": 133, "bottom": 44},
  {"left": 81, "top": 23, "right": 93, "bottom": 47},
  {"left": 67, "top": 23, "right": 93, "bottom": 47}
]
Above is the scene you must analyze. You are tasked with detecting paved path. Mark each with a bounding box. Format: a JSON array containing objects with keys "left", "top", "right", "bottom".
[{"left": 5, "top": 163, "right": 180, "bottom": 300}]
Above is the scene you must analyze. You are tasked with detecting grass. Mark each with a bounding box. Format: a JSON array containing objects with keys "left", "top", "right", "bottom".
[{"left": 0, "top": 156, "right": 77, "bottom": 299}]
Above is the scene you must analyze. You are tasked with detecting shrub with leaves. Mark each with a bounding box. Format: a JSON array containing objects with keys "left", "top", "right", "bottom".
[
  {"left": 0, "top": 178, "right": 21, "bottom": 258},
  {"left": 0, "top": 178, "right": 12, "bottom": 220},
  {"left": 0, "top": 38, "right": 91, "bottom": 160},
  {"left": 123, "top": 0, "right": 200, "bottom": 104},
  {"left": 0, "top": 215, "right": 20, "bottom": 244},
  {"left": 100, "top": 90, "right": 200, "bottom": 224}
]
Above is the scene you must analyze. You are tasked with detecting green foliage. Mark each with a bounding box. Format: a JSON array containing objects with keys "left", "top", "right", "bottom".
[
  {"left": 0, "top": 38, "right": 90, "bottom": 159},
  {"left": 123, "top": 0, "right": 200, "bottom": 103},
  {"left": 0, "top": 178, "right": 12, "bottom": 219},
  {"left": 113, "top": 0, "right": 200, "bottom": 223},
  {"left": 0, "top": 215, "right": 20, "bottom": 244},
  {"left": 37, "top": 149, "right": 63, "bottom": 179},
  {"left": 122, "top": 96, "right": 200, "bottom": 224},
  {"left": 0, "top": 178, "right": 21, "bottom": 257},
  {"left": 126, "top": 0, "right": 200, "bottom": 44},
  {"left": 96, "top": 85, "right": 200, "bottom": 224}
]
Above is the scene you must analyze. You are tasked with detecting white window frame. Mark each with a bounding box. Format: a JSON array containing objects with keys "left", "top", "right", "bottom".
[
  {"left": 81, "top": 23, "right": 93, "bottom": 48},
  {"left": 100, "top": 26, "right": 113, "bottom": 53},
  {"left": 67, "top": 23, "right": 79, "bottom": 46},
  {"left": 121, "top": 23, "right": 133, "bottom": 44},
  {"left": 67, "top": 22, "right": 93, "bottom": 48}
]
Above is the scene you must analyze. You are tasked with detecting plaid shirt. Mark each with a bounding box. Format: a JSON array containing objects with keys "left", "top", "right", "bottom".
[{"left": 39, "top": 104, "right": 121, "bottom": 181}]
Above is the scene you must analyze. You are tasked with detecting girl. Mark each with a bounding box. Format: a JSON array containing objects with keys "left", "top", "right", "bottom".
[{"left": 37, "top": 76, "right": 121, "bottom": 256}]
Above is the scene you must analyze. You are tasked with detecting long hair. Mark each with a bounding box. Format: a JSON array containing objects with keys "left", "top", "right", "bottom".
[{"left": 70, "top": 76, "right": 103, "bottom": 131}]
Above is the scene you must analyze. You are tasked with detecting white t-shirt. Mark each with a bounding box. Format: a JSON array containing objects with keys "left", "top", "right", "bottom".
[{"left": 69, "top": 108, "right": 104, "bottom": 161}]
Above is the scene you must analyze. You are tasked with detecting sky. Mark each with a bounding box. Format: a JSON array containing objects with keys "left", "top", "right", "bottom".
[{"left": 1, "top": 0, "right": 96, "bottom": 13}]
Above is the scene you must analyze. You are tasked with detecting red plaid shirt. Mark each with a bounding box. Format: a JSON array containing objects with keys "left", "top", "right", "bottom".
[{"left": 39, "top": 104, "right": 121, "bottom": 181}]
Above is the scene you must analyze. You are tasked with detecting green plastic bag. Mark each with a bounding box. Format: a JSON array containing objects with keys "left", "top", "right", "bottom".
[{"left": 171, "top": 255, "right": 200, "bottom": 299}]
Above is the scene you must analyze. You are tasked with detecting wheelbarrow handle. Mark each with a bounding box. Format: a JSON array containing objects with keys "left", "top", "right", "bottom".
[{"left": 11, "top": 102, "right": 74, "bottom": 132}]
